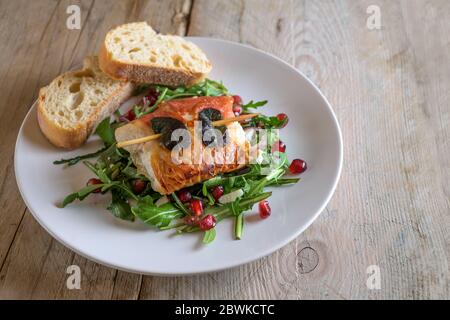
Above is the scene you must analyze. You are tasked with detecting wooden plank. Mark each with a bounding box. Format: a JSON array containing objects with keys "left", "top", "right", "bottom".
[
  {"left": 0, "top": 0, "right": 191, "bottom": 299},
  {"left": 139, "top": 0, "right": 450, "bottom": 299},
  {"left": 0, "top": 0, "right": 63, "bottom": 286},
  {"left": 1, "top": 0, "right": 448, "bottom": 299}
]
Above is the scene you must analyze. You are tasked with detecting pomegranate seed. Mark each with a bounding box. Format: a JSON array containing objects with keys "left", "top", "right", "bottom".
[
  {"left": 259, "top": 200, "right": 271, "bottom": 219},
  {"left": 143, "top": 89, "right": 159, "bottom": 107},
  {"left": 132, "top": 179, "right": 147, "bottom": 194},
  {"left": 198, "top": 214, "right": 216, "bottom": 231},
  {"left": 232, "top": 95, "right": 242, "bottom": 105},
  {"left": 189, "top": 199, "right": 203, "bottom": 216},
  {"left": 184, "top": 215, "right": 199, "bottom": 226},
  {"left": 289, "top": 159, "right": 307, "bottom": 174},
  {"left": 126, "top": 109, "right": 136, "bottom": 121},
  {"left": 177, "top": 189, "right": 192, "bottom": 203},
  {"left": 272, "top": 140, "right": 286, "bottom": 153},
  {"left": 143, "top": 95, "right": 156, "bottom": 106},
  {"left": 86, "top": 178, "right": 102, "bottom": 193},
  {"left": 120, "top": 109, "right": 136, "bottom": 122},
  {"left": 276, "top": 113, "right": 289, "bottom": 128},
  {"left": 233, "top": 104, "right": 242, "bottom": 116},
  {"left": 211, "top": 186, "right": 224, "bottom": 201}
]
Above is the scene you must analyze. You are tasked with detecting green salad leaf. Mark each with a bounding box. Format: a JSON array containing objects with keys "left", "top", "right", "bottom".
[
  {"left": 62, "top": 184, "right": 107, "bottom": 207},
  {"left": 108, "top": 190, "right": 134, "bottom": 221},
  {"left": 203, "top": 228, "right": 216, "bottom": 244},
  {"left": 241, "top": 100, "right": 268, "bottom": 113},
  {"left": 131, "top": 196, "right": 183, "bottom": 228},
  {"left": 53, "top": 146, "right": 109, "bottom": 166},
  {"left": 95, "top": 117, "right": 116, "bottom": 146},
  {"left": 155, "top": 79, "right": 228, "bottom": 101},
  {"left": 249, "top": 114, "right": 288, "bottom": 129}
]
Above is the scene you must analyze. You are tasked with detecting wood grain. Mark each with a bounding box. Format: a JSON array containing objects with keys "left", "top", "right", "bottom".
[
  {"left": 0, "top": 0, "right": 191, "bottom": 299},
  {"left": 0, "top": 0, "right": 448, "bottom": 299}
]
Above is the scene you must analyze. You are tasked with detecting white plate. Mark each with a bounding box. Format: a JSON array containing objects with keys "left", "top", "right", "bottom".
[{"left": 14, "top": 38, "right": 342, "bottom": 275}]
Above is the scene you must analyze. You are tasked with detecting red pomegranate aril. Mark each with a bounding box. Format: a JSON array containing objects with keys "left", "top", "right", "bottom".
[
  {"left": 259, "top": 200, "right": 271, "bottom": 219},
  {"left": 272, "top": 140, "right": 286, "bottom": 153},
  {"left": 198, "top": 214, "right": 216, "bottom": 231},
  {"left": 232, "top": 95, "right": 242, "bottom": 106},
  {"left": 86, "top": 178, "right": 102, "bottom": 193},
  {"left": 289, "top": 159, "right": 307, "bottom": 174},
  {"left": 128, "top": 109, "right": 136, "bottom": 121},
  {"left": 211, "top": 186, "right": 224, "bottom": 201},
  {"left": 143, "top": 95, "right": 157, "bottom": 106},
  {"left": 177, "top": 189, "right": 192, "bottom": 203},
  {"left": 132, "top": 179, "right": 147, "bottom": 194},
  {"left": 119, "top": 109, "right": 136, "bottom": 122},
  {"left": 184, "top": 215, "right": 199, "bottom": 226},
  {"left": 189, "top": 199, "right": 204, "bottom": 216},
  {"left": 143, "top": 89, "right": 159, "bottom": 106},
  {"left": 233, "top": 105, "right": 242, "bottom": 116},
  {"left": 276, "top": 113, "right": 289, "bottom": 128}
]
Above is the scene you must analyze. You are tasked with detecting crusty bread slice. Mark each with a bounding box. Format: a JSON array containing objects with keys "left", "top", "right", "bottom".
[
  {"left": 98, "top": 22, "right": 212, "bottom": 86},
  {"left": 37, "top": 56, "right": 134, "bottom": 149}
]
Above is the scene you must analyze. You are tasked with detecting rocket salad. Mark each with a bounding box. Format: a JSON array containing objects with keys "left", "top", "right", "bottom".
[{"left": 55, "top": 79, "right": 306, "bottom": 244}]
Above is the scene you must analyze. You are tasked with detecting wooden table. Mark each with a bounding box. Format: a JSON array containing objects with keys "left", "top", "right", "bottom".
[{"left": 0, "top": 0, "right": 448, "bottom": 300}]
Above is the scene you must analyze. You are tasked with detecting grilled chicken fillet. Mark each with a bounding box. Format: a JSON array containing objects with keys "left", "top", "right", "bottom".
[{"left": 115, "top": 96, "right": 247, "bottom": 194}]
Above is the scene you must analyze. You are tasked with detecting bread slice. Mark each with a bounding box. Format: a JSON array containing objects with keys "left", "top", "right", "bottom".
[
  {"left": 37, "top": 56, "right": 134, "bottom": 149},
  {"left": 99, "top": 22, "right": 212, "bottom": 86}
]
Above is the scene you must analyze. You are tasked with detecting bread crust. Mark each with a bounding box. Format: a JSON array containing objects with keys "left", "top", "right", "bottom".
[
  {"left": 98, "top": 43, "right": 210, "bottom": 87},
  {"left": 37, "top": 77, "right": 134, "bottom": 149}
]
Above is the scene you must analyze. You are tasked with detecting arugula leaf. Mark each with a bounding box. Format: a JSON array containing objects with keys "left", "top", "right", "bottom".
[
  {"left": 269, "top": 178, "right": 300, "bottom": 186},
  {"left": 132, "top": 196, "right": 183, "bottom": 228},
  {"left": 207, "top": 192, "right": 272, "bottom": 220},
  {"left": 53, "top": 146, "right": 108, "bottom": 166},
  {"left": 202, "top": 176, "right": 223, "bottom": 191},
  {"left": 107, "top": 190, "right": 135, "bottom": 221},
  {"left": 83, "top": 160, "right": 112, "bottom": 184},
  {"left": 133, "top": 105, "right": 144, "bottom": 118},
  {"left": 203, "top": 228, "right": 216, "bottom": 244},
  {"left": 121, "top": 166, "right": 140, "bottom": 179},
  {"left": 112, "top": 182, "right": 139, "bottom": 201},
  {"left": 131, "top": 79, "right": 230, "bottom": 120},
  {"left": 61, "top": 184, "right": 107, "bottom": 207},
  {"left": 95, "top": 117, "right": 116, "bottom": 146},
  {"left": 247, "top": 165, "right": 286, "bottom": 196},
  {"left": 97, "top": 144, "right": 125, "bottom": 169},
  {"left": 242, "top": 100, "right": 268, "bottom": 113},
  {"left": 249, "top": 114, "right": 288, "bottom": 129},
  {"left": 229, "top": 199, "right": 245, "bottom": 216},
  {"left": 154, "top": 79, "right": 228, "bottom": 102},
  {"left": 171, "top": 192, "right": 190, "bottom": 216}
]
